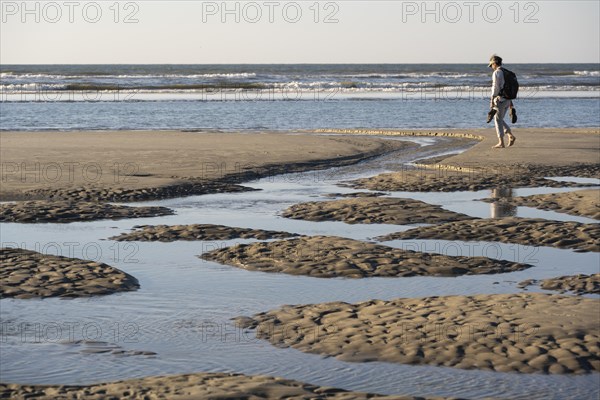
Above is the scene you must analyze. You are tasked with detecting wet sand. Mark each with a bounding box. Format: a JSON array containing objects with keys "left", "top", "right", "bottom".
[
  {"left": 0, "top": 200, "right": 174, "bottom": 223},
  {"left": 201, "top": 236, "right": 531, "bottom": 278},
  {"left": 380, "top": 217, "right": 600, "bottom": 253},
  {"left": 317, "top": 128, "right": 600, "bottom": 167},
  {"left": 0, "top": 131, "right": 402, "bottom": 202},
  {"left": 519, "top": 274, "right": 600, "bottom": 295},
  {"left": 0, "top": 248, "right": 139, "bottom": 299},
  {"left": 0, "top": 131, "right": 401, "bottom": 225},
  {"left": 236, "top": 293, "right": 600, "bottom": 374},
  {"left": 346, "top": 163, "right": 597, "bottom": 193},
  {"left": 110, "top": 224, "right": 298, "bottom": 242},
  {"left": 324, "top": 192, "right": 389, "bottom": 198},
  {"left": 503, "top": 189, "right": 600, "bottom": 220},
  {"left": 282, "top": 197, "right": 474, "bottom": 225},
  {"left": 328, "top": 128, "right": 599, "bottom": 193},
  {"left": 0, "top": 372, "right": 438, "bottom": 400}
]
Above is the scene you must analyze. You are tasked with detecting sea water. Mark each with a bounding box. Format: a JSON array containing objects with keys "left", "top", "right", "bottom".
[{"left": 1, "top": 64, "right": 599, "bottom": 131}]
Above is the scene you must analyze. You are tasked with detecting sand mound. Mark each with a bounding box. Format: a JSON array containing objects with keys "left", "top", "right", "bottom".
[
  {"left": 0, "top": 200, "right": 174, "bottom": 223},
  {"left": 489, "top": 189, "right": 600, "bottom": 220},
  {"left": 0, "top": 372, "right": 440, "bottom": 399},
  {"left": 519, "top": 274, "right": 600, "bottom": 295},
  {"left": 282, "top": 197, "right": 474, "bottom": 225},
  {"left": 236, "top": 293, "right": 600, "bottom": 374},
  {"left": 201, "top": 236, "right": 531, "bottom": 278},
  {"left": 380, "top": 217, "right": 600, "bottom": 253},
  {"left": 110, "top": 224, "right": 298, "bottom": 242},
  {"left": 1, "top": 248, "right": 139, "bottom": 299},
  {"left": 346, "top": 164, "right": 599, "bottom": 193}
]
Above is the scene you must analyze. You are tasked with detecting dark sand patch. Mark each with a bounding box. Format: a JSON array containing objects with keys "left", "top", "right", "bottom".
[
  {"left": 25, "top": 181, "right": 255, "bottom": 203},
  {"left": 235, "top": 293, "right": 600, "bottom": 374},
  {"left": 282, "top": 197, "right": 474, "bottom": 225},
  {"left": 0, "top": 248, "right": 139, "bottom": 299},
  {"left": 346, "top": 164, "right": 599, "bottom": 193},
  {"left": 379, "top": 218, "right": 600, "bottom": 253},
  {"left": 0, "top": 200, "right": 174, "bottom": 223},
  {"left": 324, "top": 192, "right": 388, "bottom": 198},
  {"left": 110, "top": 224, "right": 298, "bottom": 242},
  {"left": 519, "top": 274, "right": 600, "bottom": 295},
  {"left": 0, "top": 372, "right": 442, "bottom": 400},
  {"left": 200, "top": 236, "right": 531, "bottom": 278}
]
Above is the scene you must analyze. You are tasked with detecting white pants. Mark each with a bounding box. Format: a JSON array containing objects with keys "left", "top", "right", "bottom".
[{"left": 493, "top": 98, "right": 512, "bottom": 139}]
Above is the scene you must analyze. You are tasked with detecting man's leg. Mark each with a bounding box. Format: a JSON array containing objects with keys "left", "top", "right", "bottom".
[
  {"left": 502, "top": 105, "right": 516, "bottom": 146},
  {"left": 493, "top": 100, "right": 510, "bottom": 148}
]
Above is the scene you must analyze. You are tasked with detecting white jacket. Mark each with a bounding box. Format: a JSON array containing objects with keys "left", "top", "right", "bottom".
[{"left": 491, "top": 68, "right": 506, "bottom": 103}]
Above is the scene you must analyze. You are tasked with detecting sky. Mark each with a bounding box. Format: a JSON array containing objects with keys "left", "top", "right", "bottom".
[{"left": 1, "top": 0, "right": 599, "bottom": 64}]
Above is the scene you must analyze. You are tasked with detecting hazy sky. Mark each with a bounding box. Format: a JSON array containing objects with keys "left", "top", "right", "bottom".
[{"left": 1, "top": 0, "right": 599, "bottom": 64}]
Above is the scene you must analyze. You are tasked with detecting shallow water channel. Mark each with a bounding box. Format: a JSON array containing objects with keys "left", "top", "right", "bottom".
[{"left": 1, "top": 135, "right": 599, "bottom": 399}]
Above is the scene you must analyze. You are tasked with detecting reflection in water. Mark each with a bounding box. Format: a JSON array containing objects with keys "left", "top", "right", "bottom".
[{"left": 490, "top": 187, "right": 518, "bottom": 218}]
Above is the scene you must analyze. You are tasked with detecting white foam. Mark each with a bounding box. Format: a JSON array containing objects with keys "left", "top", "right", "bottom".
[{"left": 574, "top": 70, "right": 600, "bottom": 77}]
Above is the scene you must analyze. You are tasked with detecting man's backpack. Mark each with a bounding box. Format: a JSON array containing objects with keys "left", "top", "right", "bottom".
[{"left": 500, "top": 67, "right": 519, "bottom": 100}]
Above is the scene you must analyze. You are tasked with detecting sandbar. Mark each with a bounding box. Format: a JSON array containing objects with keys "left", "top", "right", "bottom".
[
  {"left": 201, "top": 236, "right": 531, "bottom": 278},
  {"left": 380, "top": 217, "right": 599, "bottom": 253},
  {"left": 282, "top": 197, "right": 474, "bottom": 225},
  {"left": 519, "top": 273, "right": 600, "bottom": 295},
  {"left": 236, "top": 293, "right": 600, "bottom": 374},
  {"left": 0, "top": 248, "right": 139, "bottom": 299},
  {"left": 110, "top": 224, "right": 298, "bottom": 242}
]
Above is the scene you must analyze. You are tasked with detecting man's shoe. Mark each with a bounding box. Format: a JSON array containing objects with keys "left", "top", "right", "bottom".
[
  {"left": 486, "top": 109, "right": 497, "bottom": 123},
  {"left": 509, "top": 108, "right": 518, "bottom": 123}
]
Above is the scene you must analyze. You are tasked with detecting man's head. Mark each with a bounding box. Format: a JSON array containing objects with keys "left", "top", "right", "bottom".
[{"left": 488, "top": 54, "right": 503, "bottom": 70}]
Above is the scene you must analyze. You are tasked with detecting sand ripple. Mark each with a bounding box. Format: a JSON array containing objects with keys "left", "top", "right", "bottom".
[
  {"left": 236, "top": 293, "right": 600, "bottom": 374},
  {"left": 519, "top": 274, "right": 600, "bottom": 295},
  {"left": 495, "top": 189, "right": 600, "bottom": 220},
  {"left": 346, "top": 163, "right": 599, "bottom": 192},
  {"left": 201, "top": 236, "right": 531, "bottom": 278},
  {"left": 282, "top": 198, "right": 474, "bottom": 225},
  {"left": 110, "top": 224, "right": 298, "bottom": 242},
  {"left": 0, "top": 200, "right": 174, "bottom": 223},
  {"left": 380, "top": 218, "right": 600, "bottom": 253},
  {"left": 0, "top": 372, "right": 439, "bottom": 399},
  {"left": 25, "top": 181, "right": 254, "bottom": 203},
  {"left": 0, "top": 248, "right": 139, "bottom": 299}
]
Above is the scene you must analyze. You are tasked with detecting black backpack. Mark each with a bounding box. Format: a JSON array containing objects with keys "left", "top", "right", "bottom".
[{"left": 500, "top": 67, "right": 519, "bottom": 100}]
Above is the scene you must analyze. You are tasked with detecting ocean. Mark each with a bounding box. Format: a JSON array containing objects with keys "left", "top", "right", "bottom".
[{"left": 1, "top": 64, "right": 599, "bottom": 131}]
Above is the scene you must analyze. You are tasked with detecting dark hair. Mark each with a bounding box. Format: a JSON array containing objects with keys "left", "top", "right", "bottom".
[{"left": 492, "top": 55, "right": 503, "bottom": 66}]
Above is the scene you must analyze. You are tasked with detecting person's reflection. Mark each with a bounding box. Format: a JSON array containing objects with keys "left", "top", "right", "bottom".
[{"left": 490, "top": 187, "right": 518, "bottom": 218}]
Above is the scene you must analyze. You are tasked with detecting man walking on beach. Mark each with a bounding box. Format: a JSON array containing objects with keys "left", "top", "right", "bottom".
[{"left": 488, "top": 55, "right": 516, "bottom": 148}]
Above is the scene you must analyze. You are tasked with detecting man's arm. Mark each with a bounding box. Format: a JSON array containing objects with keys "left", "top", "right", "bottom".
[{"left": 490, "top": 69, "right": 504, "bottom": 107}]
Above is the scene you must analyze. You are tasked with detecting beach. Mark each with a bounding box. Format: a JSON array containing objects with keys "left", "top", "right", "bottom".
[
  {"left": 1, "top": 128, "right": 599, "bottom": 399},
  {"left": 0, "top": 130, "right": 401, "bottom": 201}
]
